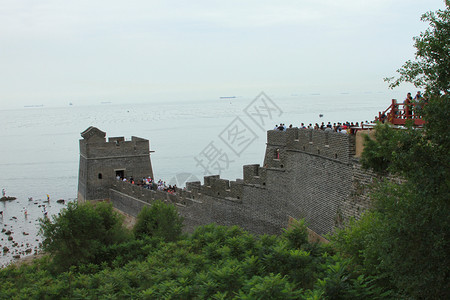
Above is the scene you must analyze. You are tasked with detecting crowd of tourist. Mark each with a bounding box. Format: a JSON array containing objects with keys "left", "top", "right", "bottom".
[
  {"left": 116, "top": 176, "right": 178, "bottom": 194},
  {"left": 273, "top": 120, "right": 372, "bottom": 134},
  {"left": 377, "top": 91, "right": 429, "bottom": 123},
  {"left": 394, "top": 91, "right": 427, "bottom": 119}
]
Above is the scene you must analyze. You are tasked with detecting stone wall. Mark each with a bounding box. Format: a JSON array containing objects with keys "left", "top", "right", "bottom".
[
  {"left": 78, "top": 127, "right": 153, "bottom": 202},
  {"left": 108, "top": 128, "right": 378, "bottom": 237}
]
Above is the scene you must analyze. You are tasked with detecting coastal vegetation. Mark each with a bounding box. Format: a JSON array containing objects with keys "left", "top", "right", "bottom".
[
  {"left": 333, "top": 94, "right": 449, "bottom": 299},
  {"left": 0, "top": 3, "right": 448, "bottom": 299},
  {"left": 384, "top": 0, "right": 450, "bottom": 95},
  {"left": 335, "top": 2, "right": 449, "bottom": 298},
  {"left": 0, "top": 206, "right": 387, "bottom": 299}
]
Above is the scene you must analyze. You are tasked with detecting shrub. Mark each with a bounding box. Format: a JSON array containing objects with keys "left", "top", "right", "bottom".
[
  {"left": 39, "top": 201, "right": 131, "bottom": 271},
  {"left": 237, "top": 273, "right": 302, "bottom": 299},
  {"left": 282, "top": 218, "right": 308, "bottom": 249},
  {"left": 133, "top": 200, "right": 183, "bottom": 241}
]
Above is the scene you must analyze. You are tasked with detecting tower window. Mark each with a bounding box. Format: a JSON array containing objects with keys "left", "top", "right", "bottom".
[
  {"left": 98, "top": 173, "right": 103, "bottom": 179},
  {"left": 275, "top": 148, "right": 280, "bottom": 159},
  {"left": 115, "top": 170, "right": 125, "bottom": 179}
]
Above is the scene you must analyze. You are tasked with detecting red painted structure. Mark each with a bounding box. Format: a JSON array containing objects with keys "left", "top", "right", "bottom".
[{"left": 376, "top": 99, "right": 426, "bottom": 126}]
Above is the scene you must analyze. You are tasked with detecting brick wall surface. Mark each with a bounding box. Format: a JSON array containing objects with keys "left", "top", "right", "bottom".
[
  {"left": 99, "top": 128, "right": 381, "bottom": 236},
  {"left": 78, "top": 129, "right": 153, "bottom": 201}
]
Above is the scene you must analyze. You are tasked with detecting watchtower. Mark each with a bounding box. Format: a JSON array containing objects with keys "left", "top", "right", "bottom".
[{"left": 77, "top": 126, "right": 154, "bottom": 202}]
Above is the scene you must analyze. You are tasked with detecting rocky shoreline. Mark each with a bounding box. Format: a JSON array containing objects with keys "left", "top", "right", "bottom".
[
  {"left": 1, "top": 209, "right": 134, "bottom": 269},
  {"left": 0, "top": 196, "right": 17, "bottom": 201}
]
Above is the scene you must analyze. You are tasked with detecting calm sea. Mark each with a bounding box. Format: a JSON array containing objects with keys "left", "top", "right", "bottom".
[{"left": 0, "top": 91, "right": 396, "bottom": 266}]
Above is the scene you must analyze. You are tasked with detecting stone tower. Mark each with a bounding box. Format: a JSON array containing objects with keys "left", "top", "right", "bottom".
[{"left": 77, "top": 126, "right": 154, "bottom": 202}]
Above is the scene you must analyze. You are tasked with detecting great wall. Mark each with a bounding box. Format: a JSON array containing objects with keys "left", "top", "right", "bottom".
[{"left": 78, "top": 125, "right": 382, "bottom": 238}]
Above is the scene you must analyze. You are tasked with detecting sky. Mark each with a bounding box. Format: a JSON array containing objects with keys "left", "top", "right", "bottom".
[{"left": 0, "top": 0, "right": 446, "bottom": 109}]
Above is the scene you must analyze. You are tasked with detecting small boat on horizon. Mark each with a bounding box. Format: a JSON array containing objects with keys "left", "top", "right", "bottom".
[
  {"left": 24, "top": 104, "right": 44, "bottom": 108},
  {"left": 219, "top": 96, "right": 236, "bottom": 99}
]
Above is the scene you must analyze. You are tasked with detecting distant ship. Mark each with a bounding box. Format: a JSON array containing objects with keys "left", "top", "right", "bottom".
[
  {"left": 24, "top": 104, "right": 44, "bottom": 108},
  {"left": 69, "top": 102, "right": 73, "bottom": 106},
  {"left": 101, "top": 101, "right": 112, "bottom": 104},
  {"left": 219, "top": 96, "right": 236, "bottom": 99}
]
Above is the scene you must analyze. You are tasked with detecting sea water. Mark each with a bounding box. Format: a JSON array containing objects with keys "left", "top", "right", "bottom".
[{"left": 0, "top": 91, "right": 396, "bottom": 266}]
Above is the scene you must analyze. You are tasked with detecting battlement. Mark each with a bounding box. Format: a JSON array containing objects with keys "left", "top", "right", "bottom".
[
  {"left": 265, "top": 128, "right": 355, "bottom": 167},
  {"left": 86, "top": 126, "right": 377, "bottom": 237},
  {"left": 180, "top": 128, "right": 358, "bottom": 200},
  {"left": 243, "top": 164, "right": 267, "bottom": 186},
  {"left": 111, "top": 180, "right": 196, "bottom": 207},
  {"left": 78, "top": 127, "right": 154, "bottom": 202},
  {"left": 80, "top": 132, "right": 151, "bottom": 159},
  {"left": 203, "top": 175, "right": 244, "bottom": 200}
]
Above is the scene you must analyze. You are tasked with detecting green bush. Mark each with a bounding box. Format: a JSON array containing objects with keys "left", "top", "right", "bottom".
[
  {"left": 282, "top": 218, "right": 308, "bottom": 249},
  {"left": 314, "top": 255, "right": 390, "bottom": 300},
  {"left": 237, "top": 273, "right": 302, "bottom": 299},
  {"left": 39, "top": 201, "right": 131, "bottom": 270},
  {"left": 335, "top": 96, "right": 450, "bottom": 298},
  {"left": 133, "top": 200, "right": 184, "bottom": 241},
  {"left": 2, "top": 222, "right": 385, "bottom": 298}
]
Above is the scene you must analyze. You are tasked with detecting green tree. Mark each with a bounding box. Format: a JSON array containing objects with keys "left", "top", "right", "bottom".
[
  {"left": 3, "top": 222, "right": 386, "bottom": 298},
  {"left": 334, "top": 4, "right": 450, "bottom": 297},
  {"left": 336, "top": 82, "right": 450, "bottom": 298},
  {"left": 39, "top": 201, "right": 130, "bottom": 270},
  {"left": 282, "top": 218, "right": 308, "bottom": 249},
  {"left": 385, "top": 1, "right": 450, "bottom": 95},
  {"left": 237, "top": 273, "right": 302, "bottom": 299},
  {"left": 133, "top": 200, "right": 184, "bottom": 241}
]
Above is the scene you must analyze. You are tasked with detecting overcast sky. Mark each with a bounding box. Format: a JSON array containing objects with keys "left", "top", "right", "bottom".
[{"left": 0, "top": 0, "right": 446, "bottom": 108}]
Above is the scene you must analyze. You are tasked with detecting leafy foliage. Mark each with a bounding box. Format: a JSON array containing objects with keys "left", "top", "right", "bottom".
[
  {"left": 342, "top": 8, "right": 450, "bottom": 293},
  {"left": 133, "top": 200, "right": 184, "bottom": 241},
  {"left": 1, "top": 218, "right": 388, "bottom": 299},
  {"left": 315, "top": 256, "right": 389, "bottom": 300},
  {"left": 39, "top": 201, "right": 131, "bottom": 270},
  {"left": 236, "top": 273, "right": 302, "bottom": 299},
  {"left": 282, "top": 218, "right": 309, "bottom": 249},
  {"left": 384, "top": 2, "right": 450, "bottom": 95},
  {"left": 336, "top": 93, "right": 450, "bottom": 298}
]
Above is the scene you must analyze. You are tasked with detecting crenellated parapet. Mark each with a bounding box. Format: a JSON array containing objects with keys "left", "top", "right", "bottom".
[
  {"left": 196, "top": 175, "right": 244, "bottom": 201},
  {"left": 78, "top": 127, "right": 154, "bottom": 202},
  {"left": 102, "top": 126, "right": 376, "bottom": 237},
  {"left": 81, "top": 134, "right": 151, "bottom": 160},
  {"left": 111, "top": 180, "right": 195, "bottom": 206},
  {"left": 243, "top": 164, "right": 267, "bottom": 186},
  {"left": 180, "top": 165, "right": 266, "bottom": 203},
  {"left": 264, "top": 128, "right": 356, "bottom": 167}
]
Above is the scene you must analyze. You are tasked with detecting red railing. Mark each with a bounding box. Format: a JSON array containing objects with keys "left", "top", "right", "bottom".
[{"left": 376, "top": 99, "right": 425, "bottom": 126}]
